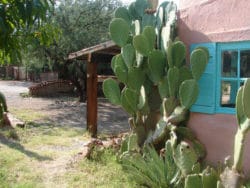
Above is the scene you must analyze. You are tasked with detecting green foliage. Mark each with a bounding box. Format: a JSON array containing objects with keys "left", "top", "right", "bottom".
[
  {"left": 122, "top": 144, "right": 179, "bottom": 188},
  {"left": 122, "top": 135, "right": 220, "bottom": 188},
  {"left": 163, "top": 131, "right": 219, "bottom": 188},
  {"left": 0, "top": 0, "right": 56, "bottom": 63},
  {"left": 50, "top": 0, "right": 120, "bottom": 60},
  {"left": 104, "top": 0, "right": 209, "bottom": 148}
]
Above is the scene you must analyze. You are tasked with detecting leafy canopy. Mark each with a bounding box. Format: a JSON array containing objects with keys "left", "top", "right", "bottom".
[{"left": 0, "top": 0, "right": 55, "bottom": 64}]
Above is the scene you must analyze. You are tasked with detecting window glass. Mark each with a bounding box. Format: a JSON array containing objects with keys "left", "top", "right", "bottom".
[
  {"left": 220, "top": 81, "right": 238, "bottom": 108},
  {"left": 240, "top": 50, "right": 250, "bottom": 77},
  {"left": 221, "top": 51, "right": 238, "bottom": 77}
]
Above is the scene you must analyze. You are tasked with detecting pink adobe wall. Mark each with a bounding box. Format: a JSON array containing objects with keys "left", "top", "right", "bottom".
[
  {"left": 178, "top": 0, "right": 250, "bottom": 47},
  {"left": 178, "top": 0, "right": 250, "bottom": 175},
  {"left": 188, "top": 113, "right": 250, "bottom": 175}
]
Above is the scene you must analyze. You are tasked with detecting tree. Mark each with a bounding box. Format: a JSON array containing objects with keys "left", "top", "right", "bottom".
[
  {"left": 0, "top": 0, "right": 55, "bottom": 64},
  {"left": 38, "top": 0, "right": 122, "bottom": 101}
]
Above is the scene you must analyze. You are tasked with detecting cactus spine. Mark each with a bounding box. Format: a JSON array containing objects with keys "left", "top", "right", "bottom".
[{"left": 103, "top": 0, "right": 209, "bottom": 148}]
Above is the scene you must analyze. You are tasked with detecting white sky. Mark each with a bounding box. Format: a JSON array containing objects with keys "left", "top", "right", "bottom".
[{"left": 122, "top": 0, "right": 179, "bottom": 7}]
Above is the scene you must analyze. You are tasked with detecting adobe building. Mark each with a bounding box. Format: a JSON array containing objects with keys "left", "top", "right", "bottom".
[{"left": 178, "top": 0, "right": 250, "bottom": 174}]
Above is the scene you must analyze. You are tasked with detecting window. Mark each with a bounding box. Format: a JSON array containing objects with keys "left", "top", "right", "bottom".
[
  {"left": 216, "top": 42, "right": 250, "bottom": 114},
  {"left": 190, "top": 41, "right": 250, "bottom": 114}
]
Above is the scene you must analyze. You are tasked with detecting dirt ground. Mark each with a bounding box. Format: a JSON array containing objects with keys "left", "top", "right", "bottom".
[
  {"left": 0, "top": 80, "right": 130, "bottom": 134},
  {"left": 0, "top": 80, "right": 131, "bottom": 187}
]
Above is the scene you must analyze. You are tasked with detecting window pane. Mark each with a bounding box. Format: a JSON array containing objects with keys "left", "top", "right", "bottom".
[
  {"left": 222, "top": 51, "right": 238, "bottom": 77},
  {"left": 240, "top": 50, "right": 250, "bottom": 77},
  {"left": 221, "top": 81, "right": 238, "bottom": 108}
]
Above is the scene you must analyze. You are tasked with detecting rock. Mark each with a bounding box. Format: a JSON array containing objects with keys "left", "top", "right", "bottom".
[{"left": 4, "top": 112, "right": 25, "bottom": 128}]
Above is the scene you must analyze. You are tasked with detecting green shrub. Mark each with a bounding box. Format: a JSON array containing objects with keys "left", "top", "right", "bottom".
[{"left": 122, "top": 145, "right": 179, "bottom": 188}]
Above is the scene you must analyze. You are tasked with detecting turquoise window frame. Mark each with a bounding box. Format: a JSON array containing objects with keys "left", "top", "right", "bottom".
[{"left": 216, "top": 41, "right": 250, "bottom": 114}]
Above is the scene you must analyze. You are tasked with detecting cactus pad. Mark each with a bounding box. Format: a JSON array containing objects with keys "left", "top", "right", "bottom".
[
  {"left": 242, "top": 78, "right": 250, "bottom": 118},
  {"left": 172, "top": 41, "right": 186, "bottom": 68},
  {"left": 122, "top": 44, "right": 135, "bottom": 68},
  {"left": 158, "top": 76, "right": 169, "bottom": 99},
  {"left": 236, "top": 87, "right": 244, "bottom": 125},
  {"left": 179, "top": 79, "right": 199, "bottom": 109},
  {"left": 115, "top": 7, "right": 131, "bottom": 25},
  {"left": 191, "top": 49, "right": 208, "bottom": 80},
  {"left": 167, "top": 67, "right": 179, "bottom": 97},
  {"left": 103, "top": 79, "right": 121, "bottom": 105},
  {"left": 185, "top": 174, "right": 202, "bottom": 188},
  {"left": 142, "top": 26, "right": 156, "bottom": 51},
  {"left": 109, "top": 18, "right": 130, "bottom": 47},
  {"left": 133, "top": 34, "right": 151, "bottom": 56},
  {"left": 127, "top": 67, "right": 145, "bottom": 91},
  {"left": 148, "top": 49, "right": 165, "bottom": 83}
]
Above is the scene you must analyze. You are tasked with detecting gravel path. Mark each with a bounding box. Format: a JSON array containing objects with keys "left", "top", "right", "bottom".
[{"left": 0, "top": 80, "right": 130, "bottom": 134}]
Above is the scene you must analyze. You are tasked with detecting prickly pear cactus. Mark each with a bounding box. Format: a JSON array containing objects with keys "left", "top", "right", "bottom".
[
  {"left": 167, "top": 130, "right": 199, "bottom": 177},
  {"left": 164, "top": 130, "right": 218, "bottom": 188},
  {"left": 103, "top": 0, "right": 209, "bottom": 149},
  {"left": 219, "top": 78, "right": 250, "bottom": 188},
  {"left": 174, "top": 141, "right": 199, "bottom": 176},
  {"left": 184, "top": 167, "right": 218, "bottom": 188}
]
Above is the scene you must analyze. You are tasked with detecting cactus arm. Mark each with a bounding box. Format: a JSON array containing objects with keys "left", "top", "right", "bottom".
[
  {"left": 236, "top": 86, "right": 245, "bottom": 125},
  {"left": 242, "top": 78, "right": 250, "bottom": 119},
  {"left": 233, "top": 129, "right": 245, "bottom": 172},
  {"left": 167, "top": 106, "right": 188, "bottom": 125},
  {"left": 220, "top": 79, "right": 250, "bottom": 188},
  {"left": 233, "top": 78, "right": 250, "bottom": 172}
]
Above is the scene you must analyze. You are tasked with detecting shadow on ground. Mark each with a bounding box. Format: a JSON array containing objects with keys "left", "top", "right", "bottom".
[
  {"left": 0, "top": 130, "right": 52, "bottom": 161},
  {"left": 40, "top": 98, "right": 130, "bottom": 135}
]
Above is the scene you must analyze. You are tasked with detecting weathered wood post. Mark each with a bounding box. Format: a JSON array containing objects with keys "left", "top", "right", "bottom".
[{"left": 86, "top": 53, "right": 98, "bottom": 137}]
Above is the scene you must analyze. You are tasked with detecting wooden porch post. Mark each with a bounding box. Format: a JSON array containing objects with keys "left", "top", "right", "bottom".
[{"left": 86, "top": 53, "right": 98, "bottom": 137}]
